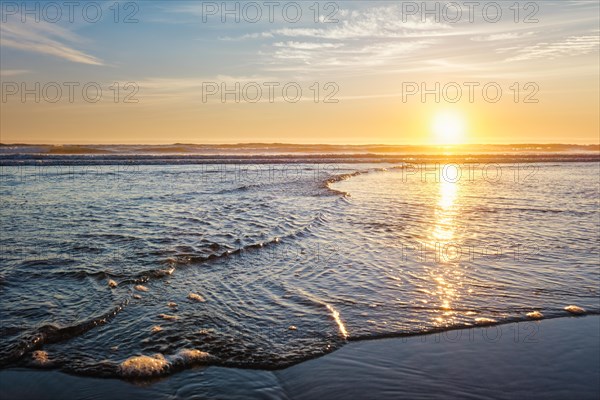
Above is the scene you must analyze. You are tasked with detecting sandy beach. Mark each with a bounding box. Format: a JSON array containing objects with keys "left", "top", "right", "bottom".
[{"left": 1, "top": 315, "right": 598, "bottom": 400}]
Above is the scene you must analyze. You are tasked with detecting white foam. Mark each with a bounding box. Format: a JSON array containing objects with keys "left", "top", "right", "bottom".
[
  {"left": 564, "top": 305, "right": 586, "bottom": 315},
  {"left": 119, "top": 354, "right": 169, "bottom": 378},
  {"left": 188, "top": 293, "right": 206, "bottom": 302},
  {"left": 158, "top": 313, "right": 179, "bottom": 321},
  {"left": 119, "top": 350, "right": 211, "bottom": 378},
  {"left": 173, "top": 349, "right": 210, "bottom": 363},
  {"left": 526, "top": 311, "right": 544, "bottom": 319},
  {"left": 474, "top": 317, "right": 497, "bottom": 325},
  {"left": 32, "top": 350, "right": 49, "bottom": 365}
]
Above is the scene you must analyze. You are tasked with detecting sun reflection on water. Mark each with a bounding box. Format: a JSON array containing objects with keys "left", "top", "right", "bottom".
[
  {"left": 429, "top": 178, "right": 465, "bottom": 326},
  {"left": 432, "top": 179, "right": 458, "bottom": 242}
]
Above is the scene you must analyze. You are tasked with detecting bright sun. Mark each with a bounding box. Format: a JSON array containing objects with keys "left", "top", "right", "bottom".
[{"left": 432, "top": 111, "right": 466, "bottom": 145}]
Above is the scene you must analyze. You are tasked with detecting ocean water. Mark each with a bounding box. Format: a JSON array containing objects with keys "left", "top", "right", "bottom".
[{"left": 0, "top": 154, "right": 599, "bottom": 379}]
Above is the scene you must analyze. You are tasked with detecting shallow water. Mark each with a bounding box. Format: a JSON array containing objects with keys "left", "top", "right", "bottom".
[
  {"left": 1, "top": 316, "right": 598, "bottom": 399},
  {"left": 0, "top": 158, "right": 598, "bottom": 378}
]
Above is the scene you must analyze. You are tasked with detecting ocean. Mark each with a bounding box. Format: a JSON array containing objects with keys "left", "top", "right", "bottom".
[{"left": 0, "top": 145, "right": 598, "bottom": 379}]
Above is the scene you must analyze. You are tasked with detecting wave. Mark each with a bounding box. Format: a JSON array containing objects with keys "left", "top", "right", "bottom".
[
  {"left": 217, "top": 183, "right": 263, "bottom": 194},
  {"left": 469, "top": 205, "right": 596, "bottom": 217},
  {"left": 0, "top": 205, "right": 339, "bottom": 370},
  {"left": 321, "top": 170, "right": 368, "bottom": 197},
  {"left": 0, "top": 300, "right": 129, "bottom": 368},
  {"left": 346, "top": 310, "right": 600, "bottom": 343},
  {"left": 1, "top": 143, "right": 598, "bottom": 155},
  {"left": 1, "top": 152, "right": 598, "bottom": 166},
  {"left": 10, "top": 311, "right": 598, "bottom": 380}
]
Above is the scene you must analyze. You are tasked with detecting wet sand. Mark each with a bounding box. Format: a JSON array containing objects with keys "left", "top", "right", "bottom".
[{"left": 1, "top": 316, "right": 598, "bottom": 400}]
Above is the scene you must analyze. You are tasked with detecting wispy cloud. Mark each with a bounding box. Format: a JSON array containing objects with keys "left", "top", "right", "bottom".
[
  {"left": 271, "top": 18, "right": 450, "bottom": 40},
  {"left": 220, "top": 5, "right": 452, "bottom": 41},
  {"left": 500, "top": 34, "right": 599, "bottom": 62},
  {"left": 138, "top": 75, "right": 278, "bottom": 89},
  {"left": 273, "top": 41, "right": 344, "bottom": 50},
  {"left": 135, "top": 75, "right": 276, "bottom": 104},
  {"left": 0, "top": 21, "right": 103, "bottom": 65},
  {"left": 227, "top": 5, "right": 455, "bottom": 74},
  {"left": 220, "top": 32, "right": 274, "bottom": 41},
  {"left": 273, "top": 39, "right": 433, "bottom": 65},
  {"left": 133, "top": 74, "right": 352, "bottom": 105},
  {"left": 472, "top": 32, "right": 535, "bottom": 42},
  {"left": 0, "top": 69, "right": 31, "bottom": 77}
]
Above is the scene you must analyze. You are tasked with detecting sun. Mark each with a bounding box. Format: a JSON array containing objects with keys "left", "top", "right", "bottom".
[{"left": 432, "top": 111, "right": 466, "bottom": 145}]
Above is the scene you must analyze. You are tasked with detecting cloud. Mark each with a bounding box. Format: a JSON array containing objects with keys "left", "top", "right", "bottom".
[
  {"left": 0, "top": 21, "right": 103, "bottom": 65},
  {"left": 500, "top": 34, "right": 599, "bottom": 62},
  {"left": 273, "top": 42, "right": 344, "bottom": 50},
  {"left": 138, "top": 75, "right": 278, "bottom": 89},
  {"left": 135, "top": 75, "right": 277, "bottom": 103},
  {"left": 134, "top": 75, "right": 348, "bottom": 105},
  {"left": 472, "top": 32, "right": 535, "bottom": 42},
  {"left": 0, "top": 69, "right": 31, "bottom": 77},
  {"left": 233, "top": 5, "right": 452, "bottom": 73},
  {"left": 166, "top": 1, "right": 600, "bottom": 78},
  {"left": 271, "top": 6, "right": 451, "bottom": 40},
  {"left": 219, "top": 32, "right": 274, "bottom": 41},
  {"left": 272, "top": 38, "right": 433, "bottom": 68},
  {"left": 567, "top": 0, "right": 599, "bottom": 6}
]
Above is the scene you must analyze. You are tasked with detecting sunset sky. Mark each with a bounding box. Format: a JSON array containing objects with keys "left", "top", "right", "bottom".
[{"left": 1, "top": 1, "right": 599, "bottom": 144}]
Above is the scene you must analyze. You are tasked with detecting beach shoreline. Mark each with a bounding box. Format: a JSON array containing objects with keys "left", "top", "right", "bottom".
[{"left": 1, "top": 315, "right": 598, "bottom": 400}]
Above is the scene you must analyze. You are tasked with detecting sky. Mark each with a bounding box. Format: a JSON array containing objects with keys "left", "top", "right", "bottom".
[{"left": 0, "top": 0, "right": 599, "bottom": 145}]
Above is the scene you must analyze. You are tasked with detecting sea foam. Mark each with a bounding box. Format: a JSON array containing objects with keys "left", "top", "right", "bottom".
[
  {"left": 158, "top": 314, "right": 179, "bottom": 321},
  {"left": 526, "top": 311, "right": 544, "bottom": 319},
  {"left": 474, "top": 317, "right": 497, "bottom": 325},
  {"left": 119, "top": 354, "right": 169, "bottom": 378},
  {"left": 188, "top": 293, "right": 206, "bottom": 302},
  {"left": 172, "top": 349, "right": 210, "bottom": 364},
  {"left": 119, "top": 349, "right": 211, "bottom": 378},
  {"left": 31, "top": 350, "right": 50, "bottom": 366},
  {"left": 564, "top": 305, "right": 586, "bottom": 315}
]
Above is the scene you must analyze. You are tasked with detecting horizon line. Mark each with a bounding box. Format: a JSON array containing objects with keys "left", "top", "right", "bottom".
[{"left": 2, "top": 143, "right": 599, "bottom": 147}]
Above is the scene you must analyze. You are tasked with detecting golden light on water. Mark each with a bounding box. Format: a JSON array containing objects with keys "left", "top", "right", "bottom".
[
  {"left": 437, "top": 179, "right": 458, "bottom": 211},
  {"left": 326, "top": 303, "right": 349, "bottom": 339},
  {"left": 430, "top": 178, "right": 464, "bottom": 325},
  {"left": 432, "top": 180, "right": 458, "bottom": 242}
]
